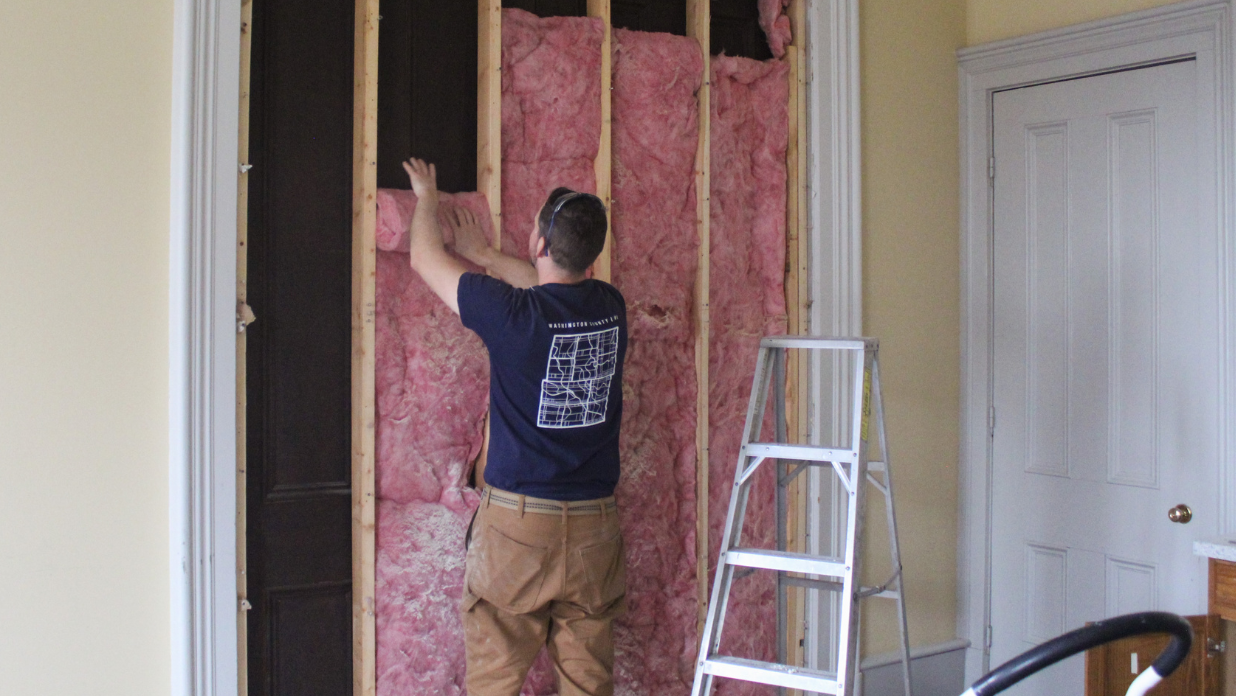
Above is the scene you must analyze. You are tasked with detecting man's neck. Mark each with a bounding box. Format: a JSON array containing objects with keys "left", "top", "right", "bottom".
[{"left": 535, "top": 258, "right": 588, "bottom": 286}]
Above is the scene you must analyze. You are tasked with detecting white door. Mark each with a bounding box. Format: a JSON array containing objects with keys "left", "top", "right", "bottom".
[{"left": 991, "top": 59, "right": 1222, "bottom": 695}]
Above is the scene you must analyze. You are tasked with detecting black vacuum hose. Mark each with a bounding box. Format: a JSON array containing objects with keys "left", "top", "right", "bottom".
[{"left": 965, "top": 612, "right": 1192, "bottom": 696}]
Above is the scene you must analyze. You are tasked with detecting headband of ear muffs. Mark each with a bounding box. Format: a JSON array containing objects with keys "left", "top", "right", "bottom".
[{"left": 541, "top": 191, "right": 603, "bottom": 258}]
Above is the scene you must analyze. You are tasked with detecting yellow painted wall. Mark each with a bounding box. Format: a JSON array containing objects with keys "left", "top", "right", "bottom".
[
  {"left": 0, "top": 1, "right": 172, "bottom": 693},
  {"left": 968, "top": 0, "right": 1182, "bottom": 45},
  {"left": 859, "top": 0, "right": 967, "bottom": 653}
]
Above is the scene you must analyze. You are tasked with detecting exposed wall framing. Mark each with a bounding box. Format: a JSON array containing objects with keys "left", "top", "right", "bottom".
[
  {"left": 686, "top": 0, "right": 713, "bottom": 633},
  {"left": 588, "top": 0, "right": 614, "bottom": 282},
  {"left": 350, "top": 2, "right": 811, "bottom": 690},
  {"left": 783, "top": 0, "right": 810, "bottom": 676},
  {"left": 350, "top": 0, "right": 380, "bottom": 694}
]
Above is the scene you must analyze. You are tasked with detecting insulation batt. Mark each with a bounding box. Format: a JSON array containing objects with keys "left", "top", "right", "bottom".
[
  {"left": 709, "top": 55, "right": 789, "bottom": 696},
  {"left": 374, "top": 191, "right": 491, "bottom": 695},
  {"left": 501, "top": 8, "right": 603, "bottom": 254},
  {"left": 758, "top": 0, "right": 793, "bottom": 59},
  {"left": 610, "top": 28, "right": 703, "bottom": 695},
  {"left": 375, "top": 188, "right": 495, "bottom": 254}
]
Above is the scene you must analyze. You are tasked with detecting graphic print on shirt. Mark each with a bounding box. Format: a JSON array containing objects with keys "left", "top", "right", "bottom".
[{"left": 537, "top": 326, "right": 620, "bottom": 429}]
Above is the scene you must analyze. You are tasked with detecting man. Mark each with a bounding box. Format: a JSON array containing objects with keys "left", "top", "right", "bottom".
[{"left": 402, "top": 157, "right": 627, "bottom": 696}]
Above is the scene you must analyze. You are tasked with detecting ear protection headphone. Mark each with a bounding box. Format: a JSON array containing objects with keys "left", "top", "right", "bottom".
[{"left": 541, "top": 191, "right": 603, "bottom": 257}]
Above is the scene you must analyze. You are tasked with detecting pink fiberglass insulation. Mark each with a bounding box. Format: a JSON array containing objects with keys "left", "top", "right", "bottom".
[
  {"left": 500, "top": 8, "right": 603, "bottom": 254},
  {"left": 375, "top": 188, "right": 495, "bottom": 253},
  {"left": 708, "top": 55, "right": 789, "bottom": 695},
  {"left": 758, "top": 0, "right": 793, "bottom": 59},
  {"left": 609, "top": 28, "right": 703, "bottom": 695},
  {"left": 374, "top": 191, "right": 491, "bottom": 694}
]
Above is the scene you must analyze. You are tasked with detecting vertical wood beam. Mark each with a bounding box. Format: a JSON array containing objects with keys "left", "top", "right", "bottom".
[
  {"left": 587, "top": 0, "right": 613, "bottom": 282},
  {"left": 476, "top": 0, "right": 503, "bottom": 490},
  {"left": 784, "top": 0, "right": 810, "bottom": 677},
  {"left": 351, "top": 0, "right": 379, "bottom": 693},
  {"left": 236, "top": 1, "right": 254, "bottom": 693},
  {"left": 687, "top": 0, "right": 711, "bottom": 634},
  {"left": 479, "top": 0, "right": 503, "bottom": 251}
]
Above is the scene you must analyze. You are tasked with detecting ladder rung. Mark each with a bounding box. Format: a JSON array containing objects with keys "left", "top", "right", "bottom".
[
  {"left": 780, "top": 575, "right": 900, "bottom": 599},
  {"left": 702, "top": 656, "right": 839, "bottom": 692},
  {"left": 725, "top": 549, "right": 846, "bottom": 577},
  {"left": 782, "top": 575, "right": 844, "bottom": 592},
  {"left": 868, "top": 460, "right": 886, "bottom": 473},
  {"left": 745, "top": 443, "right": 856, "bottom": 463},
  {"left": 759, "top": 335, "right": 876, "bottom": 351}
]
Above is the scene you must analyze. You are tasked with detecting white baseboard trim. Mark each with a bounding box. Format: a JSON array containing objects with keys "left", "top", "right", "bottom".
[
  {"left": 860, "top": 639, "right": 971, "bottom": 696},
  {"left": 861, "top": 638, "right": 972, "bottom": 671}
]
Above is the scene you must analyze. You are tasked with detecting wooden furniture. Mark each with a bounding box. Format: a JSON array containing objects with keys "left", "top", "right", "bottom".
[
  {"left": 1085, "top": 614, "right": 1220, "bottom": 696},
  {"left": 1211, "top": 558, "right": 1236, "bottom": 622}
]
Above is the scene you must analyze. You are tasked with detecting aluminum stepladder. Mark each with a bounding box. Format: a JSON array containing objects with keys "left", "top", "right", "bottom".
[{"left": 691, "top": 336, "right": 912, "bottom": 696}]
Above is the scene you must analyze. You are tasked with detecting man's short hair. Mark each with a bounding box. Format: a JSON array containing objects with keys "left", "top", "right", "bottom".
[{"left": 537, "top": 187, "right": 608, "bottom": 274}]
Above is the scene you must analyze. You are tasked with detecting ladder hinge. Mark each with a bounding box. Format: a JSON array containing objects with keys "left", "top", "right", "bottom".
[
  {"left": 988, "top": 156, "right": 996, "bottom": 181},
  {"left": 985, "top": 625, "right": 994, "bottom": 649},
  {"left": 1208, "top": 637, "right": 1226, "bottom": 657}
]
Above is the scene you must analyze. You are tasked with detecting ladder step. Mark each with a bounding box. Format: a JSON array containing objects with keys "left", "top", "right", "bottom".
[
  {"left": 702, "top": 656, "right": 840, "bottom": 692},
  {"left": 759, "top": 335, "right": 876, "bottom": 351},
  {"left": 725, "top": 549, "right": 846, "bottom": 577},
  {"left": 745, "top": 442, "right": 856, "bottom": 463}
]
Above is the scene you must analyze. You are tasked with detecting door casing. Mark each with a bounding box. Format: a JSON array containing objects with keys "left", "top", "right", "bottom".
[{"left": 958, "top": 0, "right": 1236, "bottom": 684}]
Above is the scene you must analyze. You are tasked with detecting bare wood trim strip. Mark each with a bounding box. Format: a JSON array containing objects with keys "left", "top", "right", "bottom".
[
  {"left": 687, "top": 0, "right": 711, "bottom": 635},
  {"left": 236, "top": 1, "right": 254, "bottom": 694},
  {"left": 351, "top": 0, "right": 380, "bottom": 693}
]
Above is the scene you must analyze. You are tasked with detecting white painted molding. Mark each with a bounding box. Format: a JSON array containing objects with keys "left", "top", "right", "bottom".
[
  {"left": 956, "top": 0, "right": 1234, "bottom": 683},
  {"left": 806, "top": 0, "right": 862, "bottom": 673},
  {"left": 170, "top": 0, "right": 242, "bottom": 693}
]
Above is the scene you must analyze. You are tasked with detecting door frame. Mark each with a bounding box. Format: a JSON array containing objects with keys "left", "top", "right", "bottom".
[
  {"left": 169, "top": 0, "right": 242, "bottom": 694},
  {"left": 957, "top": 0, "right": 1236, "bottom": 683}
]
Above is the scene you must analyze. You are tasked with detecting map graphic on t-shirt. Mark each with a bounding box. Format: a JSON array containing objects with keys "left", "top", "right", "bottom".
[{"left": 537, "top": 326, "right": 620, "bottom": 429}]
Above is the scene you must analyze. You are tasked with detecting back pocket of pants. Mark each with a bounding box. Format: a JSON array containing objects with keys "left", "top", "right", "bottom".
[
  {"left": 578, "top": 532, "right": 626, "bottom": 613},
  {"left": 469, "top": 525, "right": 549, "bottom": 614}
]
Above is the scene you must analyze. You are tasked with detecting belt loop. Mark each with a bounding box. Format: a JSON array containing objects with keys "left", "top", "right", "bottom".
[
  {"left": 600, "top": 499, "right": 608, "bottom": 521},
  {"left": 517, "top": 494, "right": 526, "bottom": 517},
  {"left": 483, "top": 487, "right": 491, "bottom": 508}
]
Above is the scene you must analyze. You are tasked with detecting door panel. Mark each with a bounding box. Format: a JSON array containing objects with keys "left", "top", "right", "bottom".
[
  {"left": 991, "top": 59, "right": 1221, "bottom": 696},
  {"left": 246, "top": 0, "right": 355, "bottom": 692}
]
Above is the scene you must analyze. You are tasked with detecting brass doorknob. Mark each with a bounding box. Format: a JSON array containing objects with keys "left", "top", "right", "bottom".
[{"left": 1168, "top": 504, "right": 1193, "bottom": 524}]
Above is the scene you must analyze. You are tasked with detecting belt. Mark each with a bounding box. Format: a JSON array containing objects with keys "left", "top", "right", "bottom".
[{"left": 484, "top": 487, "right": 617, "bottom": 516}]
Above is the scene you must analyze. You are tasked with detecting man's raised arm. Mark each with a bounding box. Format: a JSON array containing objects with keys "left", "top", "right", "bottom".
[{"left": 403, "top": 157, "right": 468, "bottom": 314}]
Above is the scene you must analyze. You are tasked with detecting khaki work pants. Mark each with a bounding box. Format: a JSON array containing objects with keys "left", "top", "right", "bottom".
[{"left": 461, "top": 490, "right": 626, "bottom": 696}]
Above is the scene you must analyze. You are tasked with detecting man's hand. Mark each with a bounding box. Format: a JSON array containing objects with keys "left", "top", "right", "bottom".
[
  {"left": 402, "top": 157, "right": 439, "bottom": 209},
  {"left": 445, "top": 206, "right": 494, "bottom": 267}
]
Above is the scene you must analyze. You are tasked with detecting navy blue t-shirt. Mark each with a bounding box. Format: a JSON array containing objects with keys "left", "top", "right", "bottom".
[{"left": 458, "top": 272, "right": 627, "bottom": 500}]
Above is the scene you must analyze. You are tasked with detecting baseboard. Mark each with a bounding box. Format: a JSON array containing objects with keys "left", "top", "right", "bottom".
[{"left": 859, "top": 639, "right": 971, "bottom": 696}]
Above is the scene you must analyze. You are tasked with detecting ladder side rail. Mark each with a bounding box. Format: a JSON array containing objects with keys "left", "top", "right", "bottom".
[
  {"left": 835, "top": 349, "right": 873, "bottom": 695},
  {"left": 693, "top": 346, "right": 775, "bottom": 696},
  {"left": 872, "top": 358, "right": 913, "bottom": 696}
]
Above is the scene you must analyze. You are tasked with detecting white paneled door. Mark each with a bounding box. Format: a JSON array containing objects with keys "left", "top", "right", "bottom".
[{"left": 991, "top": 59, "right": 1222, "bottom": 695}]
